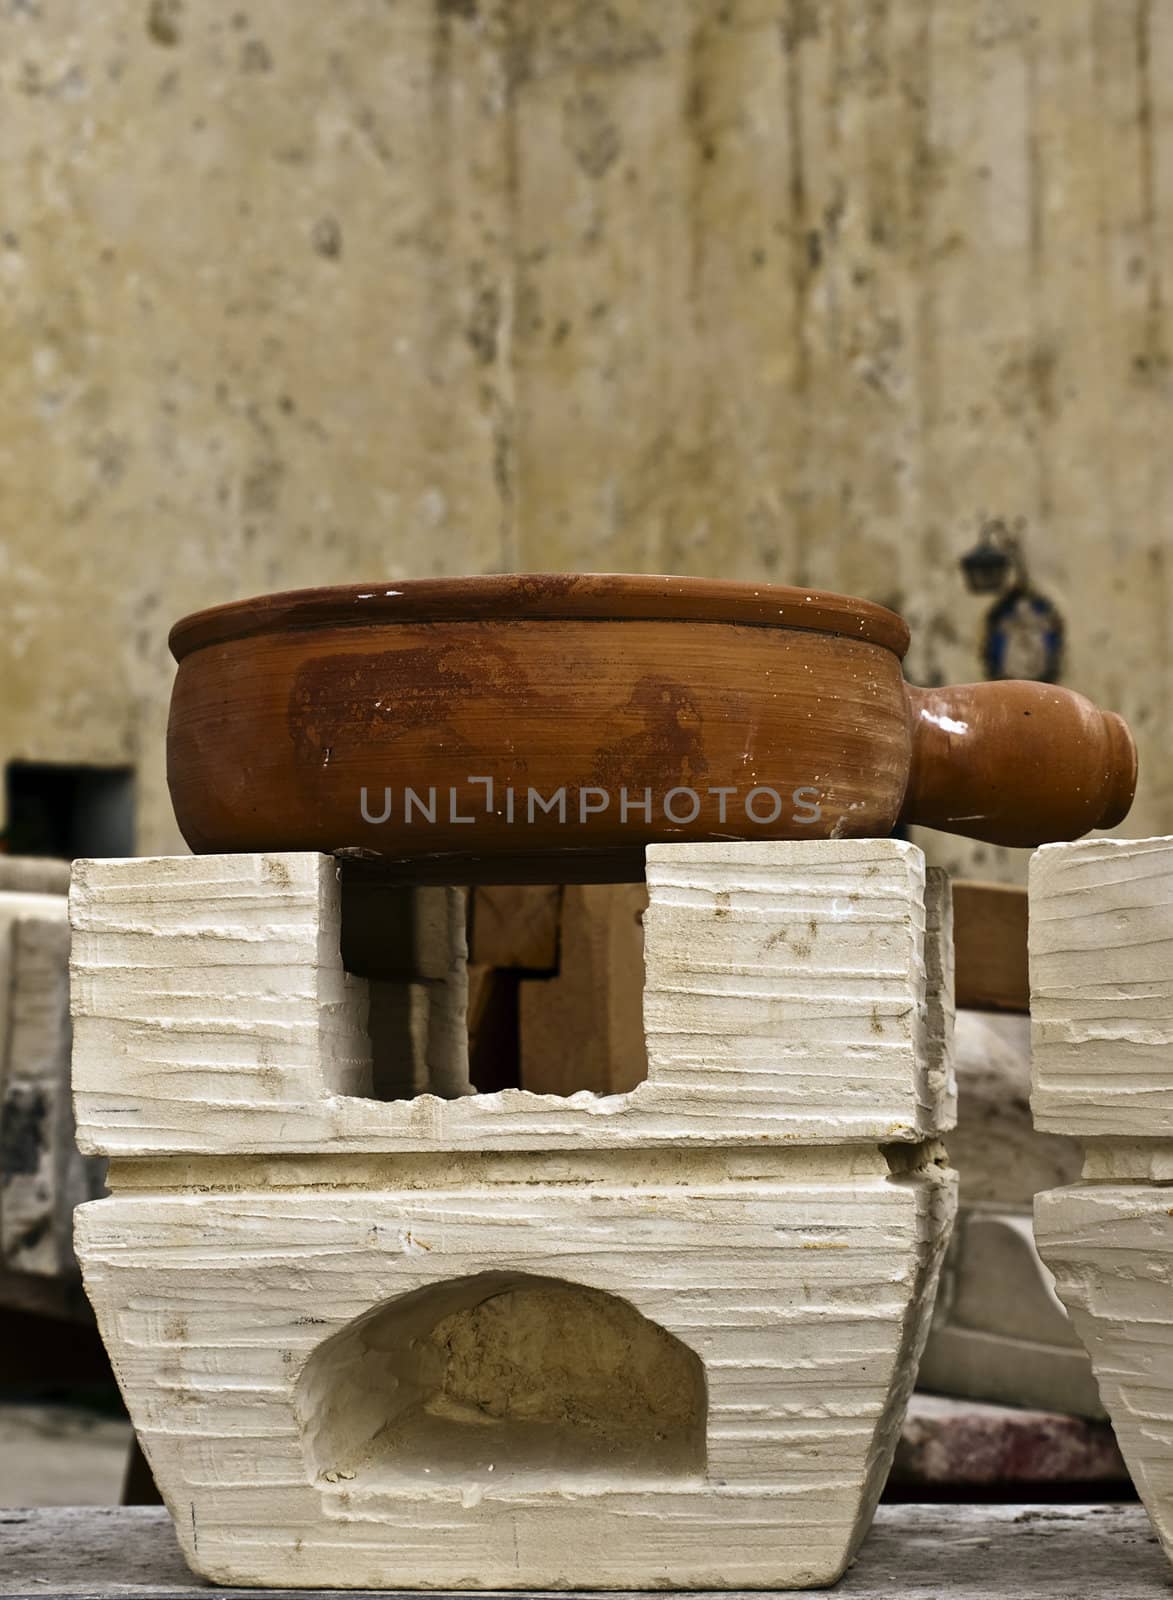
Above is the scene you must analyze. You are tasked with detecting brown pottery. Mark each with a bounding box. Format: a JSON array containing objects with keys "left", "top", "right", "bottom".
[{"left": 167, "top": 574, "right": 1136, "bottom": 880}]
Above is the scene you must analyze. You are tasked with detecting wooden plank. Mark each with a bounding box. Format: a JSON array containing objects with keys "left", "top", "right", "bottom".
[
  {"left": 466, "top": 964, "right": 520, "bottom": 1094},
  {"left": 519, "top": 883, "right": 648, "bottom": 1096},
  {"left": 952, "top": 881, "right": 1029, "bottom": 1013},
  {"left": 0, "top": 1503, "right": 1164, "bottom": 1597},
  {"left": 468, "top": 885, "right": 561, "bottom": 971},
  {"left": 339, "top": 875, "right": 457, "bottom": 982}
]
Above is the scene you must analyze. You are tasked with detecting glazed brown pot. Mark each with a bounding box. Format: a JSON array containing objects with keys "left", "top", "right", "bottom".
[{"left": 167, "top": 575, "right": 1136, "bottom": 880}]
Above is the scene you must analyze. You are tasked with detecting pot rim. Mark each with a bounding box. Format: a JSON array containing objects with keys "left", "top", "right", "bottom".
[{"left": 169, "top": 572, "right": 910, "bottom": 662}]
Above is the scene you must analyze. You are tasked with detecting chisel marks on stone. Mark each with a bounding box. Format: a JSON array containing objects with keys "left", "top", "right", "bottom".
[
  {"left": 1032, "top": 837, "right": 1173, "bottom": 1136},
  {"left": 77, "top": 1156, "right": 953, "bottom": 1589}
]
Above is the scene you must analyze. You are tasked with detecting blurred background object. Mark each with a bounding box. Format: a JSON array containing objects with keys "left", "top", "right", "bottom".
[
  {"left": 907, "top": 880, "right": 1130, "bottom": 1497},
  {"left": 1, "top": 0, "right": 1166, "bottom": 1511},
  {"left": 0, "top": 861, "right": 123, "bottom": 1508},
  {"left": 1, "top": 1, "right": 1169, "bottom": 883},
  {"left": 959, "top": 519, "right": 1066, "bottom": 683}
]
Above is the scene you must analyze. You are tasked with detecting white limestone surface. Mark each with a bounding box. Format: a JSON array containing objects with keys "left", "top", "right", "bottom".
[
  {"left": 1036, "top": 1183, "right": 1173, "bottom": 1561},
  {"left": 78, "top": 1146, "right": 955, "bottom": 1590},
  {"left": 71, "top": 841, "right": 953, "bottom": 1156},
  {"left": 74, "top": 841, "right": 956, "bottom": 1587},
  {"left": 1031, "top": 836, "right": 1173, "bottom": 1568},
  {"left": 1031, "top": 836, "right": 1173, "bottom": 1138}
]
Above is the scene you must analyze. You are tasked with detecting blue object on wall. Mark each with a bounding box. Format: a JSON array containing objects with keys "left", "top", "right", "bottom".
[{"left": 982, "top": 585, "right": 1065, "bottom": 684}]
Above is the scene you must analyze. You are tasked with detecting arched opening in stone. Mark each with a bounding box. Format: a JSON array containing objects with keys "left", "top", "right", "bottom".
[{"left": 295, "top": 1272, "right": 706, "bottom": 1491}]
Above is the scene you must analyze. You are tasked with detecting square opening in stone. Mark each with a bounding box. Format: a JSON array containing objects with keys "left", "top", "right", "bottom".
[{"left": 338, "top": 869, "right": 649, "bottom": 1103}]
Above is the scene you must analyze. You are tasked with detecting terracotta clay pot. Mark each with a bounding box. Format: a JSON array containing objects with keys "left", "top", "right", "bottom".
[{"left": 167, "top": 575, "right": 1136, "bottom": 881}]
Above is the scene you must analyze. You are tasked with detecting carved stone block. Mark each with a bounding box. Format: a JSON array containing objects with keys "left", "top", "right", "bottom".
[{"left": 74, "top": 841, "right": 956, "bottom": 1588}]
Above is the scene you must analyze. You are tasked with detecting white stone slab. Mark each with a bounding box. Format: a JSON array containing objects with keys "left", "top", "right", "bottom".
[
  {"left": 73, "top": 839, "right": 958, "bottom": 1587},
  {"left": 70, "top": 853, "right": 373, "bottom": 1152},
  {"left": 1036, "top": 1184, "right": 1173, "bottom": 1562},
  {"left": 77, "top": 1146, "right": 955, "bottom": 1590},
  {"left": 1031, "top": 837, "right": 1173, "bottom": 1570},
  {"left": 1031, "top": 836, "right": 1173, "bottom": 1138},
  {"left": 72, "top": 842, "right": 952, "bottom": 1156}
]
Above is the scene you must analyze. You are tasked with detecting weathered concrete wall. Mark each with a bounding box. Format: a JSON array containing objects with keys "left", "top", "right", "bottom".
[{"left": 1, "top": 1, "right": 1170, "bottom": 872}]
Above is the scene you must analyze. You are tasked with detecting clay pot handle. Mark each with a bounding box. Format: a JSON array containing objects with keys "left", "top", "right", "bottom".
[{"left": 900, "top": 680, "right": 1137, "bottom": 847}]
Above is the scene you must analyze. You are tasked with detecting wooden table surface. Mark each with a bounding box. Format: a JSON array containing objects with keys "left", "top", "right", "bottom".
[{"left": 0, "top": 1504, "right": 1166, "bottom": 1599}]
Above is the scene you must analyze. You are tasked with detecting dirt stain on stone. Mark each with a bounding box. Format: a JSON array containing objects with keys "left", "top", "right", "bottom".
[
  {"left": 311, "top": 217, "right": 343, "bottom": 260},
  {"left": 466, "top": 283, "right": 501, "bottom": 365},
  {"left": 240, "top": 38, "right": 273, "bottom": 72},
  {"left": 262, "top": 856, "right": 293, "bottom": 889},
  {"left": 565, "top": 90, "right": 622, "bottom": 179},
  {"left": 146, "top": 0, "right": 183, "bottom": 47}
]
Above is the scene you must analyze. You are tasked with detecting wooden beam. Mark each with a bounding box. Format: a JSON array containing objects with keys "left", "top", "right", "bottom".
[
  {"left": 952, "top": 881, "right": 1029, "bottom": 1013},
  {"left": 468, "top": 885, "right": 561, "bottom": 971},
  {"left": 519, "top": 884, "right": 648, "bottom": 1096}
]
